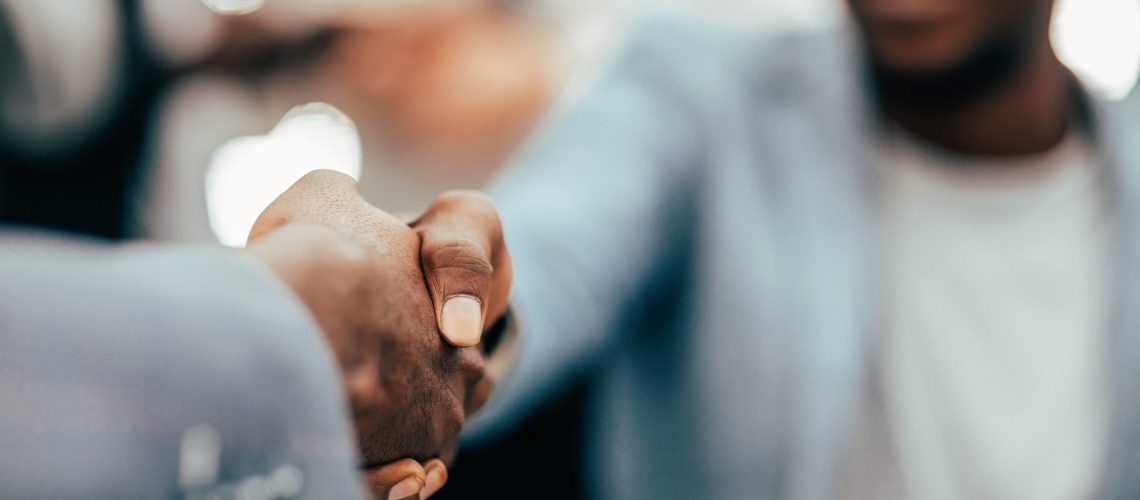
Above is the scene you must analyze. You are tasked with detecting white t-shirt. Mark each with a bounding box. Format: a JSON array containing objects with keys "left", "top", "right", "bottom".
[{"left": 844, "top": 130, "right": 1111, "bottom": 500}]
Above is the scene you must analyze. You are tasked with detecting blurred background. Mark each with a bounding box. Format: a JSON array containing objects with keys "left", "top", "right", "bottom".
[{"left": 0, "top": 0, "right": 1135, "bottom": 498}]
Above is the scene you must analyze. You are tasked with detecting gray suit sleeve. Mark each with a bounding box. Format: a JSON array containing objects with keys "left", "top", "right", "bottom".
[
  {"left": 0, "top": 236, "right": 363, "bottom": 499},
  {"left": 466, "top": 24, "right": 701, "bottom": 439}
]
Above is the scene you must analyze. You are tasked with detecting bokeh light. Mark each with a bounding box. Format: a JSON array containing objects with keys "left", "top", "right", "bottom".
[
  {"left": 1053, "top": 0, "right": 1140, "bottom": 100},
  {"left": 178, "top": 424, "right": 222, "bottom": 490},
  {"left": 201, "top": 0, "right": 265, "bottom": 16},
  {"left": 205, "top": 103, "right": 362, "bottom": 247}
]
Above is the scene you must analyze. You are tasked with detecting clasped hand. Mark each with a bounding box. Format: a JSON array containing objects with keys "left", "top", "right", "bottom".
[{"left": 245, "top": 170, "right": 512, "bottom": 499}]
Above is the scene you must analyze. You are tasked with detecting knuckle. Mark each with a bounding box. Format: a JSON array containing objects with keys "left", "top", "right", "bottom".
[
  {"left": 465, "top": 379, "right": 492, "bottom": 416},
  {"left": 276, "top": 170, "right": 360, "bottom": 218},
  {"left": 296, "top": 168, "right": 357, "bottom": 189},
  {"left": 455, "top": 349, "right": 487, "bottom": 383},
  {"left": 434, "top": 399, "right": 466, "bottom": 445},
  {"left": 423, "top": 239, "right": 494, "bottom": 277}
]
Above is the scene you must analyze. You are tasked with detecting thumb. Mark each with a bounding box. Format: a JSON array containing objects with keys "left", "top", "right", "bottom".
[
  {"left": 419, "top": 232, "right": 494, "bottom": 348},
  {"left": 413, "top": 191, "right": 503, "bottom": 347}
]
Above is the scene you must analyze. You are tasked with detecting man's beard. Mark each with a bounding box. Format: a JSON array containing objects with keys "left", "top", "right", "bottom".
[{"left": 867, "top": 24, "right": 1038, "bottom": 112}]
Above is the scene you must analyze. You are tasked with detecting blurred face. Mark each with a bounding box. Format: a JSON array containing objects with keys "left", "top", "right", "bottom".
[{"left": 847, "top": 0, "right": 1055, "bottom": 75}]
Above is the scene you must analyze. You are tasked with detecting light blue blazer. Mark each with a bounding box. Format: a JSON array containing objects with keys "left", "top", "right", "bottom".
[{"left": 472, "top": 15, "right": 1140, "bottom": 500}]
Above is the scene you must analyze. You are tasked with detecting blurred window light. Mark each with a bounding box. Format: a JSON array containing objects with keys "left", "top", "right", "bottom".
[
  {"left": 205, "top": 103, "right": 362, "bottom": 247},
  {"left": 1052, "top": 0, "right": 1140, "bottom": 100},
  {"left": 201, "top": 0, "right": 265, "bottom": 15}
]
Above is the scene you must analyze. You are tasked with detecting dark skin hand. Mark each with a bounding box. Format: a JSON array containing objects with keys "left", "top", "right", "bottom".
[
  {"left": 245, "top": 170, "right": 498, "bottom": 499},
  {"left": 409, "top": 189, "right": 513, "bottom": 351}
]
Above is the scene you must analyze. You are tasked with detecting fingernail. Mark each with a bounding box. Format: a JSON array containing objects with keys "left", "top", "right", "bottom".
[
  {"left": 389, "top": 476, "right": 423, "bottom": 500},
  {"left": 423, "top": 464, "right": 448, "bottom": 498},
  {"left": 441, "top": 296, "right": 483, "bottom": 347}
]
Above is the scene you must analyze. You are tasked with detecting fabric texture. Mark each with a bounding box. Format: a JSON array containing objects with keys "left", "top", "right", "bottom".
[{"left": 0, "top": 235, "right": 363, "bottom": 499}]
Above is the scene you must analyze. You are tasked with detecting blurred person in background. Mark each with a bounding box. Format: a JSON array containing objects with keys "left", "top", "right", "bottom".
[
  {"left": 139, "top": 0, "right": 555, "bottom": 243},
  {"left": 358, "top": 0, "right": 1140, "bottom": 499},
  {"left": 0, "top": 0, "right": 554, "bottom": 237}
]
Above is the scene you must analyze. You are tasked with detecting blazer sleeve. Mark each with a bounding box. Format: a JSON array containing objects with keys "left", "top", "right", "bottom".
[
  {"left": 0, "top": 235, "right": 363, "bottom": 499},
  {"left": 466, "top": 21, "right": 702, "bottom": 440}
]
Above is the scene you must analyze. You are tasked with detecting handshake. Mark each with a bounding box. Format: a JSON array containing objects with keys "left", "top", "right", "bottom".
[{"left": 244, "top": 170, "right": 512, "bottom": 499}]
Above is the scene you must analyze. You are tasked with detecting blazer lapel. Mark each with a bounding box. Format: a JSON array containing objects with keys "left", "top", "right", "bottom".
[{"left": 749, "top": 29, "right": 882, "bottom": 500}]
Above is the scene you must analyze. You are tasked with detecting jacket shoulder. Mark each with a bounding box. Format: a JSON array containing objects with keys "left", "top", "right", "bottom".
[{"left": 615, "top": 14, "right": 858, "bottom": 113}]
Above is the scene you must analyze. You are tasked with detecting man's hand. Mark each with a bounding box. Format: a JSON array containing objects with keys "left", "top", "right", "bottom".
[
  {"left": 363, "top": 457, "right": 449, "bottom": 500},
  {"left": 244, "top": 170, "right": 492, "bottom": 498},
  {"left": 409, "top": 190, "right": 512, "bottom": 350}
]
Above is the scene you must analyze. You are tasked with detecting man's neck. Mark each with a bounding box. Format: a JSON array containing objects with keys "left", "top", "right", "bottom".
[{"left": 880, "top": 45, "right": 1075, "bottom": 157}]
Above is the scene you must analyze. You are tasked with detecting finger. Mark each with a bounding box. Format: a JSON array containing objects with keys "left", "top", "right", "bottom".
[
  {"left": 422, "top": 459, "right": 449, "bottom": 499},
  {"left": 365, "top": 459, "right": 426, "bottom": 500},
  {"left": 414, "top": 190, "right": 507, "bottom": 347},
  {"left": 465, "top": 368, "right": 494, "bottom": 414},
  {"left": 446, "top": 345, "right": 489, "bottom": 414}
]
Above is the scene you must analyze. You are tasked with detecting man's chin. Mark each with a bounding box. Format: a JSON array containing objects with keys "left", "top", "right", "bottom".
[
  {"left": 865, "top": 27, "right": 1028, "bottom": 110},
  {"left": 859, "top": 16, "right": 994, "bottom": 76},
  {"left": 868, "top": 41, "right": 974, "bottom": 77}
]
